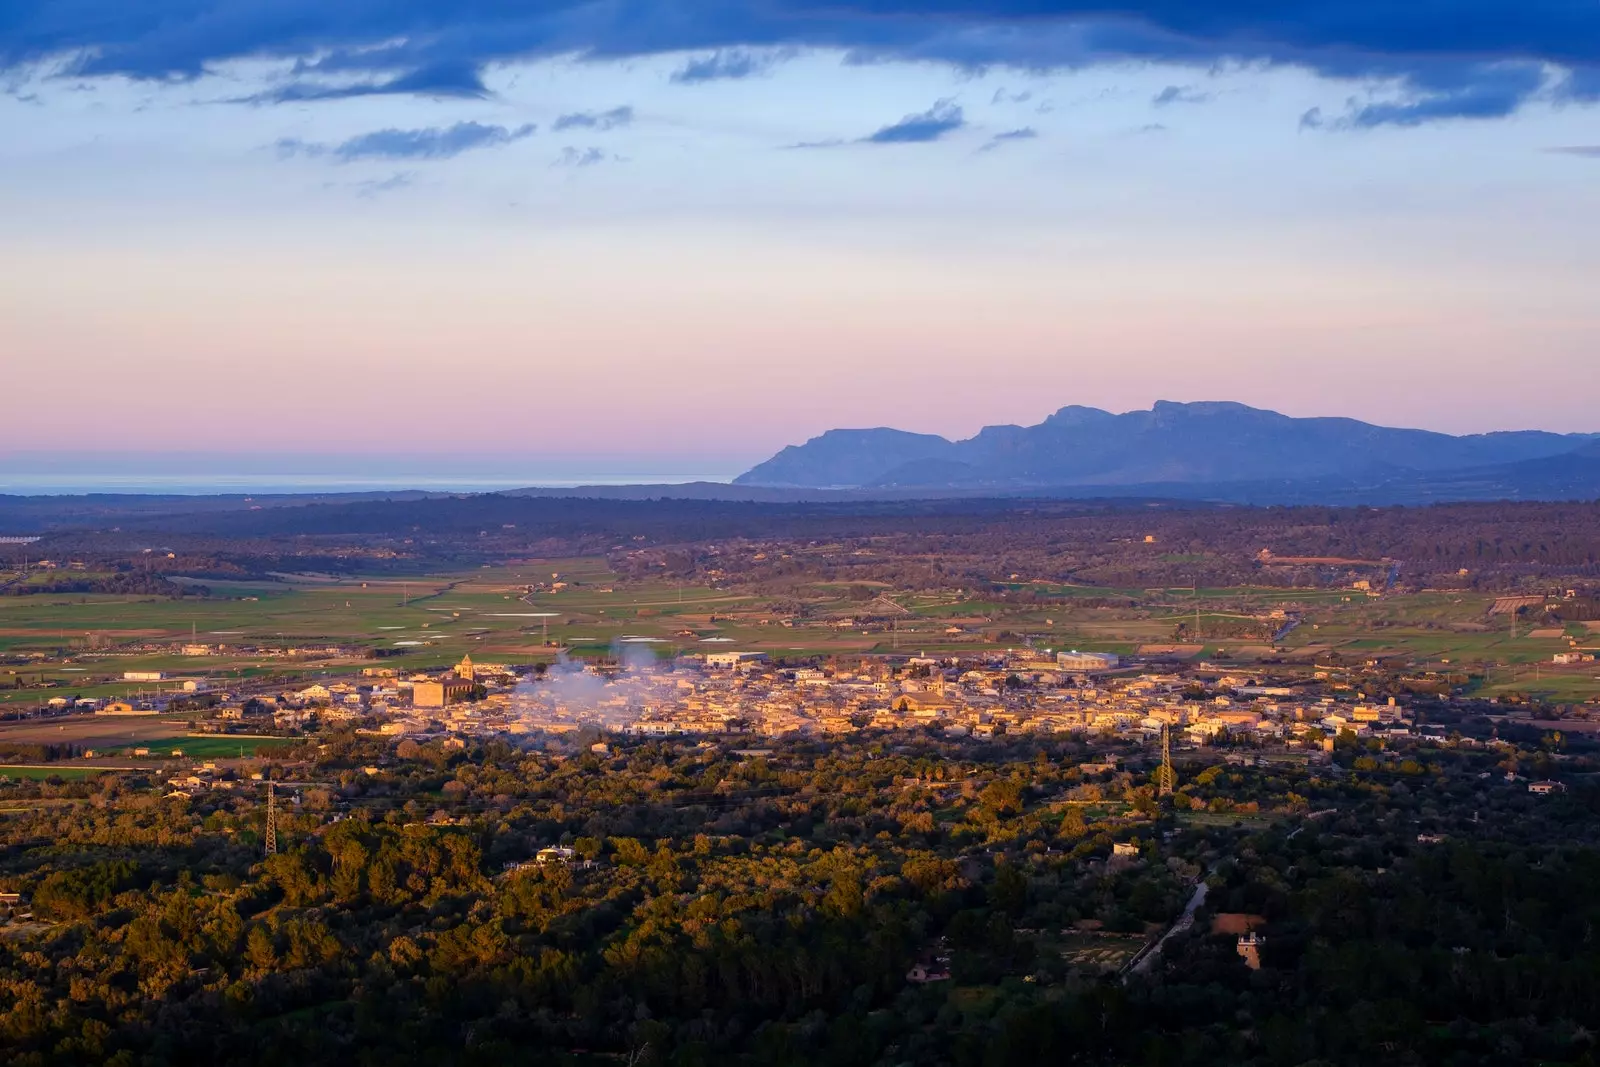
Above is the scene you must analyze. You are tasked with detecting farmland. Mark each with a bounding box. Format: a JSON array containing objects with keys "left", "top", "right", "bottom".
[{"left": 4, "top": 554, "right": 1600, "bottom": 708}]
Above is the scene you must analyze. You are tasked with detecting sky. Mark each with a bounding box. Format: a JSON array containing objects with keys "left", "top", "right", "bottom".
[{"left": 2, "top": 0, "right": 1599, "bottom": 478}]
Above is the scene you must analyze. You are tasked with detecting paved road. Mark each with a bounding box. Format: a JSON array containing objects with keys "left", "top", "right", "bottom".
[{"left": 1128, "top": 877, "right": 1209, "bottom": 977}]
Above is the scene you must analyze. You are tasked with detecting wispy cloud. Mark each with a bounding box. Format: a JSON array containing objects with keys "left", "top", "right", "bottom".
[
  {"left": 1300, "top": 64, "right": 1546, "bottom": 129},
  {"left": 671, "top": 49, "right": 783, "bottom": 84},
  {"left": 552, "top": 106, "right": 633, "bottom": 131},
  {"left": 1152, "top": 84, "right": 1211, "bottom": 106},
  {"left": 354, "top": 171, "right": 416, "bottom": 197},
  {"left": 240, "top": 61, "right": 488, "bottom": 105},
  {"left": 863, "top": 100, "right": 964, "bottom": 144},
  {"left": 1547, "top": 145, "right": 1600, "bottom": 157},
  {"left": 553, "top": 146, "right": 613, "bottom": 167},
  {"left": 978, "top": 126, "right": 1037, "bottom": 151},
  {"left": 278, "top": 121, "right": 535, "bottom": 162}
]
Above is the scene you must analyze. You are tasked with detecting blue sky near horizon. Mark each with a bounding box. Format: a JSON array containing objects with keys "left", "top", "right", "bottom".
[{"left": 2, "top": 1, "right": 1598, "bottom": 473}]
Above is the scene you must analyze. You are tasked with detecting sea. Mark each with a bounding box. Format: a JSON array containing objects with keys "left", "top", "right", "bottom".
[{"left": 0, "top": 473, "right": 737, "bottom": 496}]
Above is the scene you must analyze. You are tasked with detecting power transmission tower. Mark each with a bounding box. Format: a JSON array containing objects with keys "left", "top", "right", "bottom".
[
  {"left": 264, "top": 782, "right": 278, "bottom": 856},
  {"left": 1158, "top": 722, "right": 1176, "bottom": 798}
]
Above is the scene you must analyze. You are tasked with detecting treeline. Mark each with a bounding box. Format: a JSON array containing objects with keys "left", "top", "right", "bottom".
[
  {"left": 1, "top": 573, "right": 205, "bottom": 598},
  {"left": 0, "top": 742, "right": 80, "bottom": 763}
]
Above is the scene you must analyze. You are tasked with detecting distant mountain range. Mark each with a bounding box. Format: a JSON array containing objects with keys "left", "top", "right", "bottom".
[{"left": 734, "top": 402, "right": 1600, "bottom": 504}]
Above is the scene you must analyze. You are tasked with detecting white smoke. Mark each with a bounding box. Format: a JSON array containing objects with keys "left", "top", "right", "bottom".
[{"left": 509, "top": 642, "right": 680, "bottom": 731}]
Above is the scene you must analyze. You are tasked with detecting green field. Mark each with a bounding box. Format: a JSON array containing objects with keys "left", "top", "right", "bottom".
[
  {"left": 128, "top": 736, "right": 293, "bottom": 759},
  {"left": 0, "top": 766, "right": 105, "bottom": 781}
]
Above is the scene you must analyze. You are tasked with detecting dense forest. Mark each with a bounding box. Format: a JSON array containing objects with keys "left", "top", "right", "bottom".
[{"left": 3, "top": 728, "right": 1599, "bottom": 1065}]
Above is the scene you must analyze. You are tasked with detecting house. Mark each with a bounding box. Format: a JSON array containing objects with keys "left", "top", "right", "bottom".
[
  {"left": 1529, "top": 780, "right": 1565, "bottom": 795},
  {"left": 906, "top": 955, "right": 951, "bottom": 983},
  {"left": 1237, "top": 932, "right": 1265, "bottom": 970}
]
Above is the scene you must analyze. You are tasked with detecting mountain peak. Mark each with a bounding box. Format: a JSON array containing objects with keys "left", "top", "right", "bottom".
[{"left": 1044, "top": 405, "right": 1115, "bottom": 425}]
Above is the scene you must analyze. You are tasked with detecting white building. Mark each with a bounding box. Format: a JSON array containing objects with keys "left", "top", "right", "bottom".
[
  {"left": 705, "top": 651, "right": 769, "bottom": 669},
  {"left": 1056, "top": 651, "right": 1120, "bottom": 672}
]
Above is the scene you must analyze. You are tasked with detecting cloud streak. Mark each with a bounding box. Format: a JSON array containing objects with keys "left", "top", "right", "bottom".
[
  {"left": 240, "top": 61, "right": 489, "bottom": 104},
  {"left": 553, "top": 106, "right": 634, "bottom": 131},
  {"left": 979, "top": 126, "right": 1038, "bottom": 151},
  {"left": 279, "top": 121, "right": 536, "bottom": 162},
  {"left": 863, "top": 99, "right": 964, "bottom": 143},
  {"left": 554, "top": 146, "right": 615, "bottom": 167},
  {"left": 1152, "top": 84, "right": 1210, "bottom": 106},
  {"left": 671, "top": 49, "right": 782, "bottom": 84}
]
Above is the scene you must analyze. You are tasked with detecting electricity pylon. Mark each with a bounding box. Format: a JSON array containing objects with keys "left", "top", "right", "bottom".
[
  {"left": 265, "top": 782, "right": 278, "bottom": 856},
  {"left": 1158, "top": 723, "right": 1176, "bottom": 798}
]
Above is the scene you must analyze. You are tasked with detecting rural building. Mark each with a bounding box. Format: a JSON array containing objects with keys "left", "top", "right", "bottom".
[
  {"left": 96, "top": 702, "right": 156, "bottom": 716},
  {"left": 1057, "top": 651, "right": 1120, "bottom": 672},
  {"left": 123, "top": 671, "right": 164, "bottom": 682},
  {"left": 705, "top": 651, "right": 769, "bottom": 669}
]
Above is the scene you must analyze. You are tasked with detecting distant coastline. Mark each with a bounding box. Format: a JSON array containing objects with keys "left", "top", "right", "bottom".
[{"left": 0, "top": 472, "right": 738, "bottom": 496}]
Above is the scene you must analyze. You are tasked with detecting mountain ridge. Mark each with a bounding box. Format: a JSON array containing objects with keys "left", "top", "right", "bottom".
[{"left": 735, "top": 402, "right": 1599, "bottom": 498}]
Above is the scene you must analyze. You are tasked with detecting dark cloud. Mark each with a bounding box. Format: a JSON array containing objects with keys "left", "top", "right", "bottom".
[
  {"left": 2, "top": 1, "right": 1595, "bottom": 126},
  {"left": 553, "top": 106, "right": 633, "bottom": 131},
  {"left": 991, "top": 87, "right": 1032, "bottom": 104},
  {"left": 280, "top": 121, "right": 535, "bottom": 162},
  {"left": 671, "top": 49, "right": 780, "bottom": 84},
  {"left": 864, "top": 99, "right": 964, "bottom": 143},
  {"left": 1152, "top": 84, "right": 1210, "bottom": 106}
]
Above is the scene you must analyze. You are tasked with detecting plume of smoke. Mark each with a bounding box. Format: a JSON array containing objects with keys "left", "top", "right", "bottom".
[{"left": 510, "top": 642, "right": 678, "bottom": 731}]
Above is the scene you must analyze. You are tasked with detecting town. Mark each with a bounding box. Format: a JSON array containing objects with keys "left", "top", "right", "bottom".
[{"left": 2, "top": 496, "right": 1599, "bottom": 1067}]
